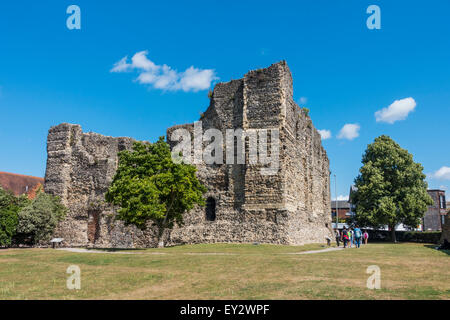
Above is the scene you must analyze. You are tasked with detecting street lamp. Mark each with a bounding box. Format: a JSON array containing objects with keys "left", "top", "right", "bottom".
[{"left": 334, "top": 174, "right": 338, "bottom": 229}]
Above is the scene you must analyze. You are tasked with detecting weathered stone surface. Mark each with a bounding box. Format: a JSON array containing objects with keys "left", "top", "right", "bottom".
[
  {"left": 44, "top": 61, "right": 333, "bottom": 248},
  {"left": 440, "top": 213, "right": 450, "bottom": 244},
  {"left": 44, "top": 123, "right": 156, "bottom": 247}
]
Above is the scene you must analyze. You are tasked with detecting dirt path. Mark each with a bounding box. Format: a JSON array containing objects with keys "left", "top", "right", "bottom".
[
  {"left": 56, "top": 248, "right": 166, "bottom": 255},
  {"left": 286, "top": 247, "right": 344, "bottom": 255},
  {"left": 57, "top": 247, "right": 346, "bottom": 255}
]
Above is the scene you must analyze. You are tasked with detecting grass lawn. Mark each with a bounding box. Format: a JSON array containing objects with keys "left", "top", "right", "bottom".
[{"left": 0, "top": 242, "right": 448, "bottom": 300}]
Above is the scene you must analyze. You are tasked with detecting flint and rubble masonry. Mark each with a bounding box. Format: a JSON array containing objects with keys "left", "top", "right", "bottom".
[{"left": 44, "top": 61, "right": 333, "bottom": 248}]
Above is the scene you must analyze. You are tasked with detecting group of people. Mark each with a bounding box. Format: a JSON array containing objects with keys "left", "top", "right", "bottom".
[{"left": 334, "top": 226, "right": 368, "bottom": 248}]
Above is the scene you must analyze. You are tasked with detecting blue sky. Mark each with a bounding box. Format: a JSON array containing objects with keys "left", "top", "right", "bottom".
[{"left": 1, "top": 0, "right": 449, "bottom": 199}]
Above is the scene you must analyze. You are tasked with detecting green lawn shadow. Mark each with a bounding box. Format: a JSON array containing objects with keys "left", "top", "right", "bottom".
[
  {"left": 84, "top": 247, "right": 145, "bottom": 252},
  {"left": 424, "top": 244, "right": 450, "bottom": 256}
]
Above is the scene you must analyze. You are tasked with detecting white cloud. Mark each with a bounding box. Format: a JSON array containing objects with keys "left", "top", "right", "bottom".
[
  {"left": 131, "top": 51, "right": 158, "bottom": 71},
  {"left": 333, "top": 195, "right": 349, "bottom": 201},
  {"left": 179, "top": 67, "right": 217, "bottom": 92},
  {"left": 110, "top": 56, "right": 132, "bottom": 73},
  {"left": 318, "top": 129, "right": 331, "bottom": 140},
  {"left": 298, "top": 97, "right": 307, "bottom": 105},
  {"left": 432, "top": 166, "right": 450, "bottom": 180},
  {"left": 111, "top": 50, "right": 218, "bottom": 92},
  {"left": 337, "top": 123, "right": 360, "bottom": 140},
  {"left": 136, "top": 71, "right": 157, "bottom": 84},
  {"left": 375, "top": 97, "right": 416, "bottom": 124}
]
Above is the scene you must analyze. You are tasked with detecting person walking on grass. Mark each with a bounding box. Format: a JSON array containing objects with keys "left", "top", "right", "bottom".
[
  {"left": 342, "top": 227, "right": 349, "bottom": 248},
  {"left": 354, "top": 225, "right": 362, "bottom": 248},
  {"left": 335, "top": 229, "right": 341, "bottom": 247},
  {"left": 363, "top": 230, "right": 369, "bottom": 245},
  {"left": 348, "top": 228, "right": 353, "bottom": 248}
]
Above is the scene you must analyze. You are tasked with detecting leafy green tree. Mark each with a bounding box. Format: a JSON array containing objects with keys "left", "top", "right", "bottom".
[
  {"left": 0, "top": 187, "right": 29, "bottom": 247},
  {"left": 16, "top": 192, "right": 66, "bottom": 245},
  {"left": 351, "top": 135, "right": 433, "bottom": 242},
  {"left": 106, "top": 138, "right": 207, "bottom": 247},
  {"left": 0, "top": 206, "right": 19, "bottom": 247}
]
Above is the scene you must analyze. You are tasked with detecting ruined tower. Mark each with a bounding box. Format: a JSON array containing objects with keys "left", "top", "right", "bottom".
[{"left": 44, "top": 61, "right": 332, "bottom": 247}]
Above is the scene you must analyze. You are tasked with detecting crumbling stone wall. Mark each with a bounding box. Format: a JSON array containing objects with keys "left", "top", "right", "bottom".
[
  {"left": 44, "top": 124, "right": 159, "bottom": 247},
  {"left": 167, "top": 61, "right": 332, "bottom": 245},
  {"left": 45, "top": 61, "right": 332, "bottom": 248}
]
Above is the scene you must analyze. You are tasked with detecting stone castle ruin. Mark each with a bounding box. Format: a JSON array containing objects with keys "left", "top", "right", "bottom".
[{"left": 44, "top": 61, "right": 332, "bottom": 248}]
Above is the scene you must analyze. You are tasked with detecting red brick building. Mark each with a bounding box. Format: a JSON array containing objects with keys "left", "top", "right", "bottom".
[
  {"left": 0, "top": 172, "right": 44, "bottom": 200},
  {"left": 422, "top": 189, "right": 447, "bottom": 231},
  {"left": 331, "top": 200, "right": 351, "bottom": 221}
]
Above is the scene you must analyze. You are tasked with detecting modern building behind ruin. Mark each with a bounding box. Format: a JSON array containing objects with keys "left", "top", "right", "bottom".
[{"left": 44, "top": 61, "right": 332, "bottom": 248}]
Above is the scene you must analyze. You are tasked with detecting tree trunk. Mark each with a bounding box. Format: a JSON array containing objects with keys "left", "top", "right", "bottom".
[
  {"left": 157, "top": 225, "right": 165, "bottom": 248},
  {"left": 157, "top": 192, "right": 174, "bottom": 248},
  {"left": 390, "top": 226, "right": 397, "bottom": 243},
  {"left": 157, "top": 210, "right": 170, "bottom": 248}
]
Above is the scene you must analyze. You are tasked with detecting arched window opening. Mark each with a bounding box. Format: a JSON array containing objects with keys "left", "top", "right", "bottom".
[{"left": 205, "top": 197, "right": 216, "bottom": 221}]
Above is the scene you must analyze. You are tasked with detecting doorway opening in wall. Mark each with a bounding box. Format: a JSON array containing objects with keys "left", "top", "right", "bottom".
[
  {"left": 87, "top": 210, "right": 100, "bottom": 243},
  {"left": 206, "top": 197, "right": 216, "bottom": 221}
]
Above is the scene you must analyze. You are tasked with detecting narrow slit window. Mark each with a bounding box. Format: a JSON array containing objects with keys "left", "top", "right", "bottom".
[{"left": 205, "top": 197, "right": 216, "bottom": 221}]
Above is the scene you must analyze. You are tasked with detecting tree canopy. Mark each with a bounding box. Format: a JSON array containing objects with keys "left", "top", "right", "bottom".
[
  {"left": 17, "top": 192, "right": 66, "bottom": 245},
  {"left": 351, "top": 135, "right": 433, "bottom": 242},
  {"left": 0, "top": 187, "right": 29, "bottom": 247},
  {"left": 105, "top": 138, "right": 207, "bottom": 247}
]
